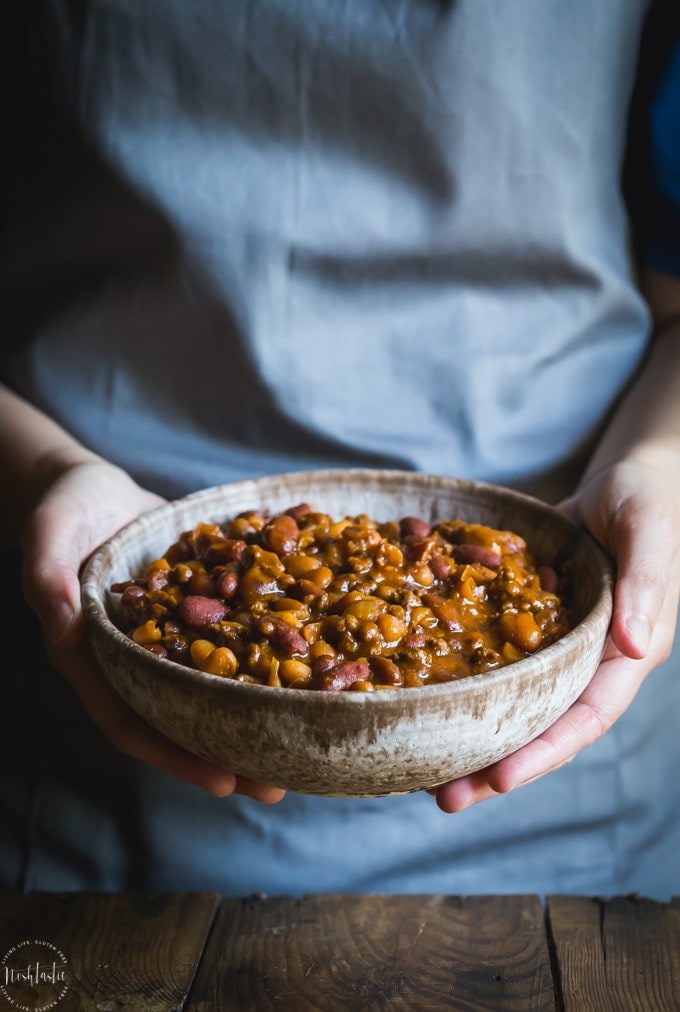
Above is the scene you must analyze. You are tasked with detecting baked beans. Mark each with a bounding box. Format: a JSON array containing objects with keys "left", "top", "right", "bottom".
[{"left": 112, "top": 504, "right": 571, "bottom": 690}]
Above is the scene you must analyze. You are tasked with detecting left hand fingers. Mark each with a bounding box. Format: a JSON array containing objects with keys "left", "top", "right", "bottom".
[
  {"left": 434, "top": 652, "right": 635, "bottom": 813},
  {"left": 48, "top": 634, "right": 286, "bottom": 803},
  {"left": 562, "top": 470, "right": 680, "bottom": 662},
  {"left": 435, "top": 585, "right": 677, "bottom": 814},
  {"left": 606, "top": 495, "right": 679, "bottom": 660}
]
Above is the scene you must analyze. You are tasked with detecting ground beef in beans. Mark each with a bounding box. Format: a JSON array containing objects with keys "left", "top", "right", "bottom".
[{"left": 111, "top": 505, "right": 571, "bottom": 691}]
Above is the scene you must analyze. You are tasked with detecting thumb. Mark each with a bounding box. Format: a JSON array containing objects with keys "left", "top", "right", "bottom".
[
  {"left": 608, "top": 496, "right": 672, "bottom": 660},
  {"left": 21, "top": 505, "right": 86, "bottom": 648}
]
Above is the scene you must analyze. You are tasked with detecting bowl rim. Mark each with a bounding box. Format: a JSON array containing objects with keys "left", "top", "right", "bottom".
[{"left": 81, "top": 468, "right": 615, "bottom": 706}]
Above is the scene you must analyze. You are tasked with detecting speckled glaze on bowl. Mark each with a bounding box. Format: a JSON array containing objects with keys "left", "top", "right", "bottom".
[{"left": 81, "top": 470, "right": 614, "bottom": 797}]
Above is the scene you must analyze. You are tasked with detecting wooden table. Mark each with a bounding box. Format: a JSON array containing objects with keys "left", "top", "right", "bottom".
[{"left": 0, "top": 892, "right": 678, "bottom": 1010}]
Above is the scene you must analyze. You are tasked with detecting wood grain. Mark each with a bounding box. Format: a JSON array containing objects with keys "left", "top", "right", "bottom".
[
  {"left": 0, "top": 891, "right": 219, "bottom": 1011},
  {"left": 189, "top": 893, "right": 555, "bottom": 1011},
  {"left": 2, "top": 892, "right": 678, "bottom": 1010},
  {"left": 547, "top": 895, "right": 680, "bottom": 1012}
]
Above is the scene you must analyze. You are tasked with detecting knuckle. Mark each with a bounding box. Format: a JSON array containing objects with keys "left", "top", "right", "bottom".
[
  {"left": 575, "top": 701, "right": 608, "bottom": 743},
  {"left": 633, "top": 567, "right": 666, "bottom": 611}
]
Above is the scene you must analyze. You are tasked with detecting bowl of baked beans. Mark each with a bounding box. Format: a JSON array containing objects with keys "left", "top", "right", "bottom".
[{"left": 81, "top": 469, "right": 613, "bottom": 797}]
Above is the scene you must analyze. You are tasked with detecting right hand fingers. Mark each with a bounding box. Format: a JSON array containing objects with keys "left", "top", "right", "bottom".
[
  {"left": 21, "top": 509, "right": 85, "bottom": 646},
  {"left": 45, "top": 631, "right": 286, "bottom": 802},
  {"left": 20, "top": 462, "right": 286, "bottom": 802},
  {"left": 21, "top": 461, "right": 163, "bottom": 642}
]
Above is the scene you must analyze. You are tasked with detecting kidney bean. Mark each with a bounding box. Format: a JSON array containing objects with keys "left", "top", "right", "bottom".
[
  {"left": 179, "top": 596, "right": 228, "bottom": 627},
  {"left": 422, "top": 593, "right": 463, "bottom": 632},
  {"left": 403, "top": 537, "right": 430, "bottom": 562},
  {"left": 453, "top": 544, "right": 501, "bottom": 568},
  {"left": 216, "top": 569, "right": 239, "bottom": 600},
  {"left": 400, "top": 516, "right": 431, "bottom": 539},
  {"left": 145, "top": 643, "right": 168, "bottom": 658},
  {"left": 286, "top": 502, "right": 314, "bottom": 519},
  {"left": 538, "top": 566, "right": 559, "bottom": 593},
  {"left": 116, "top": 506, "right": 572, "bottom": 691},
  {"left": 259, "top": 616, "right": 307, "bottom": 657},
  {"left": 429, "top": 554, "right": 454, "bottom": 581},
  {"left": 263, "top": 515, "right": 299, "bottom": 556},
  {"left": 320, "top": 659, "right": 371, "bottom": 691},
  {"left": 370, "top": 655, "right": 402, "bottom": 685},
  {"left": 312, "top": 654, "right": 337, "bottom": 678},
  {"left": 120, "top": 585, "right": 148, "bottom": 623},
  {"left": 121, "top": 585, "right": 146, "bottom": 606}
]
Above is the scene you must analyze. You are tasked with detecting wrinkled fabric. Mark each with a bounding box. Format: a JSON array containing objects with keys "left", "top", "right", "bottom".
[
  {"left": 3, "top": 0, "right": 680, "bottom": 898},
  {"left": 4, "top": 0, "right": 652, "bottom": 500}
]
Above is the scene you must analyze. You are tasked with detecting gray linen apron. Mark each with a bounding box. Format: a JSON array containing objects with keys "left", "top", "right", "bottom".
[{"left": 3, "top": 0, "right": 679, "bottom": 897}]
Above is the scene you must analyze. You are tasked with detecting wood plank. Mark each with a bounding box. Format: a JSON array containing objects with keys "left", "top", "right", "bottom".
[
  {"left": 0, "top": 891, "right": 219, "bottom": 1011},
  {"left": 547, "top": 895, "right": 680, "bottom": 1012},
  {"left": 189, "top": 893, "right": 555, "bottom": 1011}
]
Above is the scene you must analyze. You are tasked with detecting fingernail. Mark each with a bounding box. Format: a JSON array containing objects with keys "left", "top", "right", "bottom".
[
  {"left": 625, "top": 615, "right": 651, "bottom": 658},
  {"left": 47, "top": 602, "right": 75, "bottom": 645}
]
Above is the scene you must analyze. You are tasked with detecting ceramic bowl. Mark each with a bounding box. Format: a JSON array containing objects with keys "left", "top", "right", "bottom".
[{"left": 81, "top": 469, "right": 614, "bottom": 797}]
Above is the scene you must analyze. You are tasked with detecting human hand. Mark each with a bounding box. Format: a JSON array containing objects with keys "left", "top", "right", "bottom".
[
  {"left": 21, "top": 459, "right": 286, "bottom": 803},
  {"left": 434, "top": 453, "right": 680, "bottom": 813}
]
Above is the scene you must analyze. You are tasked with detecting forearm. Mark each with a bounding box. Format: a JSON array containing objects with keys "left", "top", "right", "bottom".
[
  {"left": 582, "top": 270, "right": 680, "bottom": 483},
  {"left": 0, "top": 382, "right": 101, "bottom": 545}
]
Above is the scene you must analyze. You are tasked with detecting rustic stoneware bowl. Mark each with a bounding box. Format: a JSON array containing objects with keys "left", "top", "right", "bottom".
[{"left": 81, "top": 469, "right": 614, "bottom": 797}]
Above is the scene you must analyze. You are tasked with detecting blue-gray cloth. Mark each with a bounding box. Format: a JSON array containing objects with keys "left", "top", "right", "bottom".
[{"left": 2, "top": 0, "right": 680, "bottom": 898}]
